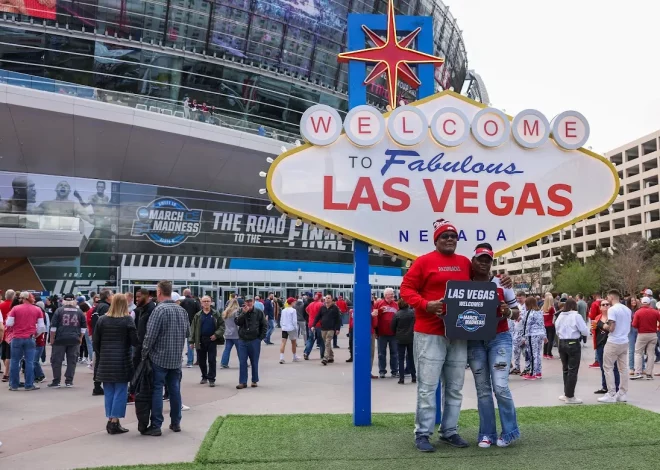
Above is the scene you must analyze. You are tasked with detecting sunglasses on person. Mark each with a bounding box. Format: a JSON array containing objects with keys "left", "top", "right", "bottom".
[
  {"left": 439, "top": 233, "right": 458, "bottom": 240},
  {"left": 600, "top": 302, "right": 610, "bottom": 307}
]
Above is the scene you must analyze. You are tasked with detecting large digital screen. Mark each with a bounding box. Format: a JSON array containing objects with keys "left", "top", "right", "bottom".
[{"left": 0, "top": 0, "right": 56, "bottom": 19}]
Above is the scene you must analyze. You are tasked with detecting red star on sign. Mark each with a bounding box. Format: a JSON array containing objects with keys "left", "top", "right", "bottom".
[{"left": 338, "top": 0, "right": 445, "bottom": 110}]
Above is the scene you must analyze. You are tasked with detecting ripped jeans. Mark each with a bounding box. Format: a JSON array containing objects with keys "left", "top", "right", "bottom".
[{"left": 468, "top": 331, "right": 520, "bottom": 444}]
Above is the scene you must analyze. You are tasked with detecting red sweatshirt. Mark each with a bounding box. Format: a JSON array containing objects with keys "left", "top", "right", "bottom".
[
  {"left": 306, "top": 301, "right": 323, "bottom": 329},
  {"left": 374, "top": 299, "right": 398, "bottom": 336},
  {"left": 632, "top": 306, "right": 660, "bottom": 333},
  {"left": 336, "top": 299, "right": 348, "bottom": 313},
  {"left": 400, "top": 250, "right": 471, "bottom": 336},
  {"left": 349, "top": 309, "right": 377, "bottom": 333}
]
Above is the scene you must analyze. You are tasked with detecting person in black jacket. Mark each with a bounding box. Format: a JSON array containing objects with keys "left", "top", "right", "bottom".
[
  {"left": 234, "top": 297, "right": 267, "bottom": 389},
  {"left": 180, "top": 289, "right": 201, "bottom": 368},
  {"left": 93, "top": 293, "right": 139, "bottom": 435},
  {"left": 391, "top": 299, "right": 416, "bottom": 384},
  {"left": 311, "top": 295, "right": 342, "bottom": 366},
  {"left": 133, "top": 288, "right": 156, "bottom": 370},
  {"left": 92, "top": 289, "right": 113, "bottom": 396}
]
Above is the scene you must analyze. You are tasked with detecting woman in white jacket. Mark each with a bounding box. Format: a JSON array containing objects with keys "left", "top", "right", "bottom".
[
  {"left": 279, "top": 297, "right": 301, "bottom": 364},
  {"left": 555, "top": 299, "right": 589, "bottom": 404}
]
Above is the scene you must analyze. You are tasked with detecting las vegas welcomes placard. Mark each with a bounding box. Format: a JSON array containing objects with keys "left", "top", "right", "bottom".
[{"left": 266, "top": 91, "right": 620, "bottom": 260}]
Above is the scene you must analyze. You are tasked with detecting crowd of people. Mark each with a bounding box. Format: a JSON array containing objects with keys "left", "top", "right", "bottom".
[{"left": 1, "top": 218, "right": 659, "bottom": 452}]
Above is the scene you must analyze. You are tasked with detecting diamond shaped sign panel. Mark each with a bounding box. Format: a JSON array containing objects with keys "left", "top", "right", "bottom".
[{"left": 267, "top": 91, "right": 619, "bottom": 260}]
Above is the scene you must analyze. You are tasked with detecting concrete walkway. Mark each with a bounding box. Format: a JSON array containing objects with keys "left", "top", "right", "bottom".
[{"left": 0, "top": 329, "right": 658, "bottom": 469}]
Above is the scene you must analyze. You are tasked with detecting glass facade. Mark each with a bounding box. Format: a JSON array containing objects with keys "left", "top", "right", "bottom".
[
  {"left": 0, "top": 0, "right": 468, "bottom": 136},
  {"left": 0, "top": 170, "right": 403, "bottom": 294}
]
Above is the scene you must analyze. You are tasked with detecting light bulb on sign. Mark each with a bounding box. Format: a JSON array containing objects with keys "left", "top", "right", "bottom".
[
  {"left": 511, "top": 250, "right": 517, "bottom": 257},
  {"left": 259, "top": 188, "right": 267, "bottom": 194},
  {"left": 294, "top": 140, "right": 301, "bottom": 147},
  {"left": 405, "top": 260, "right": 411, "bottom": 268},
  {"left": 295, "top": 219, "right": 302, "bottom": 227},
  {"left": 523, "top": 245, "right": 529, "bottom": 252},
  {"left": 259, "top": 171, "right": 267, "bottom": 177},
  {"left": 266, "top": 203, "right": 274, "bottom": 210},
  {"left": 266, "top": 157, "right": 274, "bottom": 164},
  {"left": 280, "top": 146, "right": 287, "bottom": 153}
]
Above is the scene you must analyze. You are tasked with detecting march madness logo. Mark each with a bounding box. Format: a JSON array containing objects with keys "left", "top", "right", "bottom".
[
  {"left": 456, "top": 309, "right": 486, "bottom": 332},
  {"left": 131, "top": 198, "right": 202, "bottom": 247}
]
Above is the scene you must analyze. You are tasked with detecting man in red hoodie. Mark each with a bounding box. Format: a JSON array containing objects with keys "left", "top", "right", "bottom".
[
  {"left": 400, "top": 219, "right": 471, "bottom": 453},
  {"left": 373, "top": 288, "right": 399, "bottom": 378},
  {"left": 303, "top": 293, "right": 324, "bottom": 360}
]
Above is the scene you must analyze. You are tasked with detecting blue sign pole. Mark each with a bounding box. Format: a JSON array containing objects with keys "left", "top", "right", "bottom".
[{"left": 346, "top": 13, "right": 437, "bottom": 426}]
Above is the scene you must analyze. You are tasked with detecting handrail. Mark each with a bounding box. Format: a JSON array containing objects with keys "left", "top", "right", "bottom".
[
  {"left": 0, "top": 70, "right": 303, "bottom": 144},
  {"left": 0, "top": 213, "right": 83, "bottom": 232}
]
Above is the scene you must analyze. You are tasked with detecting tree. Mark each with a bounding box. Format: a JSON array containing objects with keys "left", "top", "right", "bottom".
[
  {"left": 584, "top": 245, "right": 612, "bottom": 295},
  {"left": 607, "top": 234, "right": 657, "bottom": 296},
  {"left": 554, "top": 261, "right": 600, "bottom": 296},
  {"left": 551, "top": 246, "right": 579, "bottom": 287}
]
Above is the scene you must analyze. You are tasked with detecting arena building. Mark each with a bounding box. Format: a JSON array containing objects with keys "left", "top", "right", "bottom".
[{"left": 0, "top": 0, "right": 486, "bottom": 303}]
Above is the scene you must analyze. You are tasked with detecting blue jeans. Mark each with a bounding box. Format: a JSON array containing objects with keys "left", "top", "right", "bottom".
[
  {"left": 629, "top": 327, "right": 638, "bottom": 369},
  {"left": 10, "top": 338, "right": 35, "bottom": 389},
  {"left": 238, "top": 338, "right": 261, "bottom": 384},
  {"left": 597, "top": 344, "right": 619, "bottom": 392},
  {"left": 265, "top": 319, "right": 275, "bottom": 344},
  {"left": 304, "top": 328, "right": 325, "bottom": 358},
  {"left": 378, "top": 335, "right": 399, "bottom": 375},
  {"left": 151, "top": 364, "right": 182, "bottom": 429},
  {"left": 187, "top": 343, "right": 194, "bottom": 366},
  {"left": 414, "top": 333, "right": 467, "bottom": 439},
  {"left": 104, "top": 382, "right": 129, "bottom": 418},
  {"left": 468, "top": 331, "right": 520, "bottom": 443},
  {"left": 221, "top": 338, "right": 238, "bottom": 367},
  {"left": 84, "top": 330, "right": 93, "bottom": 362},
  {"left": 33, "top": 345, "right": 45, "bottom": 378}
]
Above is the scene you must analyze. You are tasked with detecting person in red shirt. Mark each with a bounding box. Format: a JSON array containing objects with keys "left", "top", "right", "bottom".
[
  {"left": 0, "top": 289, "right": 15, "bottom": 382},
  {"left": 541, "top": 293, "right": 556, "bottom": 359},
  {"left": 373, "top": 288, "right": 400, "bottom": 378},
  {"left": 467, "top": 243, "right": 520, "bottom": 448},
  {"left": 336, "top": 296, "right": 348, "bottom": 315},
  {"left": 630, "top": 297, "right": 660, "bottom": 379},
  {"left": 303, "top": 293, "right": 324, "bottom": 360},
  {"left": 6, "top": 291, "right": 45, "bottom": 391},
  {"left": 588, "top": 293, "right": 602, "bottom": 368},
  {"left": 400, "top": 219, "right": 472, "bottom": 452}
]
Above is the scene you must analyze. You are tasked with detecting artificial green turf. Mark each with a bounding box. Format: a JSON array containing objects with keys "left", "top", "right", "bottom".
[{"left": 89, "top": 405, "right": 660, "bottom": 470}]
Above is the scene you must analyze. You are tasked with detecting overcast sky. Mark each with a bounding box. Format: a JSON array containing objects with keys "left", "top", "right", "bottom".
[{"left": 443, "top": 0, "right": 660, "bottom": 154}]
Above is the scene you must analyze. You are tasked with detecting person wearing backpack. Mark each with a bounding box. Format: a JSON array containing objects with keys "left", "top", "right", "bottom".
[
  {"left": 391, "top": 298, "right": 415, "bottom": 384},
  {"left": 234, "top": 297, "right": 267, "bottom": 389}
]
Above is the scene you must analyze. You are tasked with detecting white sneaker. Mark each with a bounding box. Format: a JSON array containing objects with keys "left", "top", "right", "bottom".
[
  {"left": 186, "top": 364, "right": 193, "bottom": 369},
  {"left": 558, "top": 395, "right": 566, "bottom": 401},
  {"left": 598, "top": 394, "right": 617, "bottom": 403},
  {"left": 565, "top": 397, "right": 583, "bottom": 405},
  {"left": 616, "top": 392, "right": 628, "bottom": 402},
  {"left": 293, "top": 356, "right": 301, "bottom": 362},
  {"left": 630, "top": 374, "right": 644, "bottom": 380},
  {"left": 478, "top": 437, "right": 492, "bottom": 448},
  {"left": 181, "top": 404, "right": 190, "bottom": 411},
  {"left": 279, "top": 359, "right": 285, "bottom": 364},
  {"left": 496, "top": 438, "right": 511, "bottom": 448}
]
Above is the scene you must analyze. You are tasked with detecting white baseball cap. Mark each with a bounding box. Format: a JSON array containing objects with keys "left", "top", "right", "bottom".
[
  {"left": 644, "top": 288, "right": 653, "bottom": 296},
  {"left": 171, "top": 292, "right": 181, "bottom": 302},
  {"left": 642, "top": 296, "right": 651, "bottom": 305}
]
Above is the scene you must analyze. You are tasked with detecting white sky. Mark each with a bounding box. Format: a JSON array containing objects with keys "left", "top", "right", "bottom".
[{"left": 443, "top": 0, "right": 660, "bottom": 154}]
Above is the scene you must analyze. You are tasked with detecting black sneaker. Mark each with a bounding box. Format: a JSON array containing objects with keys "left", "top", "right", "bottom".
[
  {"left": 47, "top": 382, "right": 61, "bottom": 388},
  {"left": 200, "top": 379, "right": 208, "bottom": 385},
  {"left": 412, "top": 377, "right": 417, "bottom": 383},
  {"left": 415, "top": 436, "right": 435, "bottom": 452},
  {"left": 209, "top": 381, "right": 215, "bottom": 388},
  {"left": 440, "top": 434, "right": 469, "bottom": 448},
  {"left": 65, "top": 382, "right": 73, "bottom": 388},
  {"left": 327, "top": 359, "right": 334, "bottom": 363},
  {"left": 34, "top": 376, "right": 46, "bottom": 383},
  {"left": 169, "top": 423, "right": 181, "bottom": 432},
  {"left": 346, "top": 357, "right": 353, "bottom": 363},
  {"left": 92, "top": 388, "right": 104, "bottom": 396},
  {"left": 594, "top": 388, "right": 608, "bottom": 394},
  {"left": 391, "top": 372, "right": 399, "bottom": 378},
  {"left": 321, "top": 359, "right": 328, "bottom": 366},
  {"left": 142, "top": 426, "right": 162, "bottom": 437},
  {"left": 303, "top": 354, "right": 309, "bottom": 360}
]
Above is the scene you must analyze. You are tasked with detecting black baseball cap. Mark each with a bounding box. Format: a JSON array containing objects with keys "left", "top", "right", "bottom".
[{"left": 63, "top": 293, "right": 76, "bottom": 300}]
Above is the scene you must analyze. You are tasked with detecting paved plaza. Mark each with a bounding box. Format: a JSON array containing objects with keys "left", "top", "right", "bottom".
[{"left": 1, "top": 328, "right": 658, "bottom": 470}]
